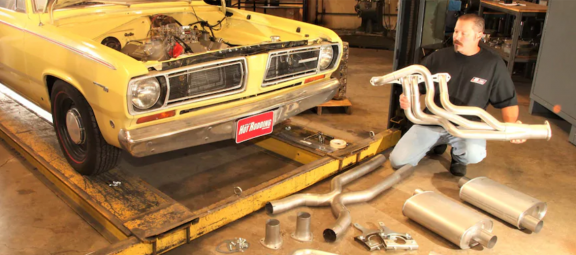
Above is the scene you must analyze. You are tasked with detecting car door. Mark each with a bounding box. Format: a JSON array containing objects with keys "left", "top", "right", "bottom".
[{"left": 0, "top": 0, "right": 30, "bottom": 96}]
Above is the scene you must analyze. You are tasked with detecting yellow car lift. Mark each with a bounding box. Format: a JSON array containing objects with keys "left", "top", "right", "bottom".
[{"left": 0, "top": 91, "right": 400, "bottom": 255}]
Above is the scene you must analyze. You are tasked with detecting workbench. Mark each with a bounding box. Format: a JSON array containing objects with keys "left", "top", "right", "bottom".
[{"left": 478, "top": 0, "right": 547, "bottom": 74}]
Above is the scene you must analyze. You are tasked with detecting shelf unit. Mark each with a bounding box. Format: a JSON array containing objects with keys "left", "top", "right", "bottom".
[
  {"left": 478, "top": 0, "right": 547, "bottom": 74},
  {"left": 234, "top": 0, "right": 308, "bottom": 22}
]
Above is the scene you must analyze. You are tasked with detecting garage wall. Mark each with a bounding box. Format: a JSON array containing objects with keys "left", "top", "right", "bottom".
[
  {"left": 307, "top": 0, "right": 398, "bottom": 30},
  {"left": 229, "top": 0, "right": 304, "bottom": 21},
  {"left": 229, "top": 0, "right": 398, "bottom": 31}
]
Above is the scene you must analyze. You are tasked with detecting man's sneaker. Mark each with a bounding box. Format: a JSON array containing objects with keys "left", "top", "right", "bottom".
[
  {"left": 449, "top": 148, "right": 467, "bottom": 176},
  {"left": 430, "top": 144, "right": 448, "bottom": 155}
]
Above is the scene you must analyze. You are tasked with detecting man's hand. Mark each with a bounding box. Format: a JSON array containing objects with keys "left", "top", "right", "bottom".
[
  {"left": 400, "top": 94, "right": 410, "bottom": 110},
  {"left": 511, "top": 120, "right": 527, "bottom": 144}
]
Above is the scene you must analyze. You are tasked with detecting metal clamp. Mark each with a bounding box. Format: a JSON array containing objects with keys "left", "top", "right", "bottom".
[
  {"left": 353, "top": 222, "right": 418, "bottom": 251},
  {"left": 353, "top": 223, "right": 385, "bottom": 251},
  {"left": 378, "top": 222, "right": 419, "bottom": 251},
  {"left": 216, "top": 238, "right": 250, "bottom": 253}
]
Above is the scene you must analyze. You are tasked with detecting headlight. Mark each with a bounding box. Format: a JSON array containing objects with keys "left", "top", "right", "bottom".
[
  {"left": 318, "top": 45, "right": 334, "bottom": 70},
  {"left": 131, "top": 78, "right": 161, "bottom": 110}
]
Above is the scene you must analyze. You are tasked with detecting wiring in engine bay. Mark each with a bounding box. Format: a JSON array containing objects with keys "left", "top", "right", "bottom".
[{"left": 115, "top": 11, "right": 232, "bottom": 62}]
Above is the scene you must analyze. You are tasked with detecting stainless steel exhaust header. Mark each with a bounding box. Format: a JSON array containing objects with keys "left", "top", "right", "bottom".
[
  {"left": 403, "top": 189, "right": 497, "bottom": 249},
  {"left": 459, "top": 176, "right": 547, "bottom": 233},
  {"left": 370, "top": 65, "right": 552, "bottom": 141}
]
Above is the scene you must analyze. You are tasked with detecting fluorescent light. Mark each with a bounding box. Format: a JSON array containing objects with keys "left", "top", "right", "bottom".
[{"left": 0, "top": 83, "right": 53, "bottom": 124}]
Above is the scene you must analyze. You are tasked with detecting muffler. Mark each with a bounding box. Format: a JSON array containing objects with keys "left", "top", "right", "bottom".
[
  {"left": 459, "top": 176, "right": 547, "bottom": 233},
  {"left": 403, "top": 189, "right": 497, "bottom": 249}
]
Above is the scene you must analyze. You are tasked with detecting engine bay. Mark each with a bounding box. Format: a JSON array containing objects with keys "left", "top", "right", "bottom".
[{"left": 101, "top": 14, "right": 232, "bottom": 62}]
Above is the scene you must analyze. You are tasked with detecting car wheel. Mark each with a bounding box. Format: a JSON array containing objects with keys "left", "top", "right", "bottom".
[{"left": 51, "top": 80, "right": 121, "bottom": 176}]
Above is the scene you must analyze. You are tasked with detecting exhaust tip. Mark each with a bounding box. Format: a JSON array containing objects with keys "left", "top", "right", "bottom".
[
  {"left": 323, "top": 229, "right": 337, "bottom": 243},
  {"left": 532, "top": 220, "right": 544, "bottom": 233},
  {"left": 458, "top": 177, "right": 471, "bottom": 188},
  {"left": 521, "top": 215, "right": 544, "bottom": 233},
  {"left": 486, "top": 235, "right": 498, "bottom": 249},
  {"left": 533, "top": 220, "right": 544, "bottom": 233},
  {"left": 475, "top": 230, "right": 497, "bottom": 249},
  {"left": 265, "top": 202, "right": 274, "bottom": 215}
]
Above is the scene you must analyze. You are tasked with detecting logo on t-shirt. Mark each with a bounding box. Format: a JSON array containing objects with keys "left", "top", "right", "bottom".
[{"left": 471, "top": 77, "right": 488, "bottom": 85}]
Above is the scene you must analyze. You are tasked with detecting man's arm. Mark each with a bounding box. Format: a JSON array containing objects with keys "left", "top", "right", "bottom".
[
  {"left": 489, "top": 59, "right": 525, "bottom": 143},
  {"left": 503, "top": 105, "right": 525, "bottom": 144},
  {"left": 502, "top": 105, "right": 519, "bottom": 123}
]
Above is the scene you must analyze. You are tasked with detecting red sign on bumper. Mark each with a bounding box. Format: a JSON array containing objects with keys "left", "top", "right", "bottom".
[{"left": 235, "top": 111, "right": 275, "bottom": 143}]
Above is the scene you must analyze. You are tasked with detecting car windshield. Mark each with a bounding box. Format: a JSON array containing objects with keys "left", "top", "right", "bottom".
[{"left": 35, "top": 0, "right": 207, "bottom": 13}]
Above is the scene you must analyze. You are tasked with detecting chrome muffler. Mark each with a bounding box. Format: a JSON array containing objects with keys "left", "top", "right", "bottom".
[
  {"left": 403, "top": 189, "right": 497, "bottom": 249},
  {"left": 459, "top": 176, "right": 547, "bottom": 233}
]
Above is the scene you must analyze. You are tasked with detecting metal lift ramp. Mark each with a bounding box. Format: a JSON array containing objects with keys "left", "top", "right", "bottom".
[{"left": 0, "top": 91, "right": 401, "bottom": 255}]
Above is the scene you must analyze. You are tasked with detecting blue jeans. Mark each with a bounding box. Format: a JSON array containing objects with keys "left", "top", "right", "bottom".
[{"left": 389, "top": 124, "right": 487, "bottom": 169}]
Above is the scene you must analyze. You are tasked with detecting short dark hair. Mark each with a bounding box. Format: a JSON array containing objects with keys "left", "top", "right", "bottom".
[{"left": 458, "top": 14, "right": 485, "bottom": 33}]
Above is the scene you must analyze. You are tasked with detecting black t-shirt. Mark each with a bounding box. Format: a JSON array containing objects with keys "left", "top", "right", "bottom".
[{"left": 419, "top": 46, "right": 518, "bottom": 121}]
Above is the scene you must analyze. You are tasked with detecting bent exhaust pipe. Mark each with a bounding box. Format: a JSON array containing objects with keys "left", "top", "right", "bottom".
[
  {"left": 403, "top": 189, "right": 497, "bottom": 249},
  {"left": 323, "top": 164, "right": 415, "bottom": 242},
  {"left": 411, "top": 73, "right": 496, "bottom": 131},
  {"left": 371, "top": 65, "right": 552, "bottom": 141},
  {"left": 410, "top": 77, "right": 549, "bottom": 140},
  {"left": 266, "top": 155, "right": 387, "bottom": 215},
  {"left": 436, "top": 75, "right": 551, "bottom": 140},
  {"left": 459, "top": 177, "right": 547, "bottom": 233}
]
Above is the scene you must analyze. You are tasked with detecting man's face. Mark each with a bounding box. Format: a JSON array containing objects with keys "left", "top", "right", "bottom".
[{"left": 453, "top": 19, "right": 482, "bottom": 53}]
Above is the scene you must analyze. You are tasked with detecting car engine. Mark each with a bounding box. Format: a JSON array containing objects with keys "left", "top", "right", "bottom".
[{"left": 115, "top": 14, "right": 229, "bottom": 62}]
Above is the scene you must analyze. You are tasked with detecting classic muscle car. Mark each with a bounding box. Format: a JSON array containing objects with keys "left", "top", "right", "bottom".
[{"left": 0, "top": 0, "right": 343, "bottom": 175}]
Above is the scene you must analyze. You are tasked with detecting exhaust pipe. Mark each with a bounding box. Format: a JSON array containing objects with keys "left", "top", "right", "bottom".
[
  {"left": 436, "top": 75, "right": 551, "bottom": 140},
  {"left": 372, "top": 65, "right": 491, "bottom": 130},
  {"left": 371, "top": 65, "right": 552, "bottom": 141},
  {"left": 323, "top": 164, "right": 415, "bottom": 242},
  {"left": 459, "top": 176, "right": 547, "bottom": 233},
  {"left": 403, "top": 189, "right": 497, "bottom": 249},
  {"left": 266, "top": 155, "right": 387, "bottom": 215},
  {"left": 411, "top": 74, "right": 495, "bottom": 131}
]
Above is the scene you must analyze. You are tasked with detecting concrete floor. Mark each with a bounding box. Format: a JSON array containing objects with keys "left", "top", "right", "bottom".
[
  {"left": 1, "top": 48, "right": 576, "bottom": 255},
  {"left": 0, "top": 142, "right": 109, "bottom": 255}
]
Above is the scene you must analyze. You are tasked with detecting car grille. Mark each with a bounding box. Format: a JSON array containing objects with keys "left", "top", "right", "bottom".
[
  {"left": 263, "top": 47, "right": 320, "bottom": 86},
  {"left": 167, "top": 59, "right": 246, "bottom": 104}
]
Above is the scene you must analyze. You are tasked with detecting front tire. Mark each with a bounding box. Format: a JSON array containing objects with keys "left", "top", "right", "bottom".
[{"left": 51, "top": 81, "right": 121, "bottom": 176}]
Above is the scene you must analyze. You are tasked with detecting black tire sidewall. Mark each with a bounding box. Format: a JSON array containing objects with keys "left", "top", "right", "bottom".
[{"left": 51, "top": 81, "right": 103, "bottom": 175}]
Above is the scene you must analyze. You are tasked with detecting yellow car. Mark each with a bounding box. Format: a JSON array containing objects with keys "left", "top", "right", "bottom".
[{"left": 0, "top": 0, "right": 343, "bottom": 175}]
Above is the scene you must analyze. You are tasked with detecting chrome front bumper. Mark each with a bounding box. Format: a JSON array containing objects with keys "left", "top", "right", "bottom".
[{"left": 118, "top": 79, "right": 340, "bottom": 157}]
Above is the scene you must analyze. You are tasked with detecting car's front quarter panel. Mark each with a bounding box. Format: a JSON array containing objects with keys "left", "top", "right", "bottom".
[
  {"left": 0, "top": 4, "right": 30, "bottom": 98},
  {"left": 23, "top": 14, "right": 149, "bottom": 147}
]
